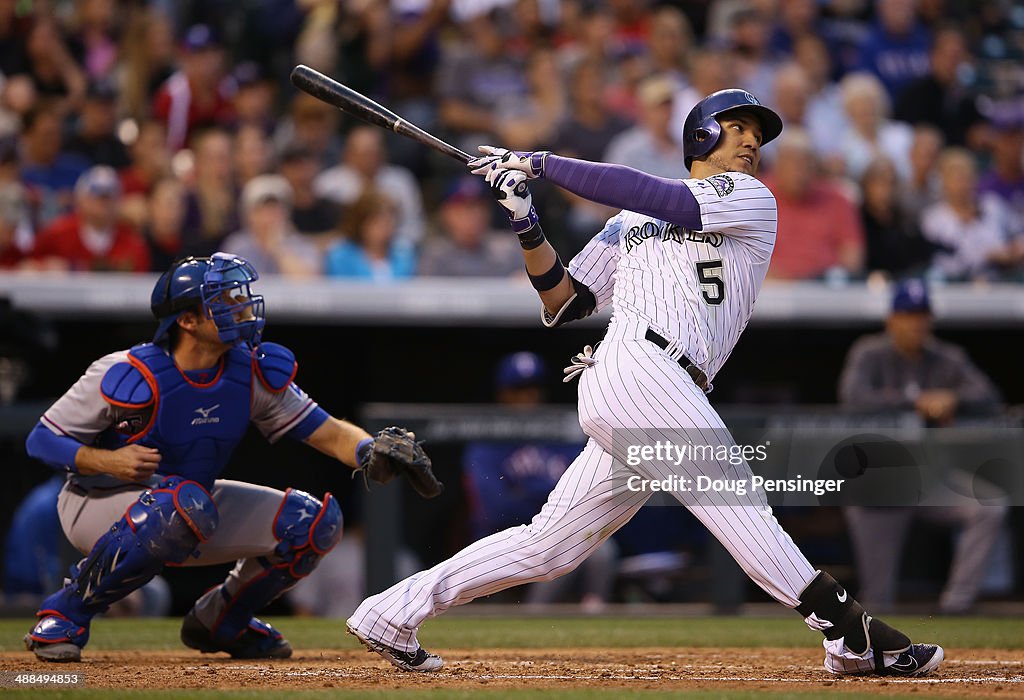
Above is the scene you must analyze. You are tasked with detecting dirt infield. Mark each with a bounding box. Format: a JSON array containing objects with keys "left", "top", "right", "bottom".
[{"left": 2, "top": 647, "right": 1022, "bottom": 695}]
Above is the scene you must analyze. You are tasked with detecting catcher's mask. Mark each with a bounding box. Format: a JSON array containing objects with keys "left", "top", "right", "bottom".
[{"left": 151, "top": 252, "right": 266, "bottom": 346}]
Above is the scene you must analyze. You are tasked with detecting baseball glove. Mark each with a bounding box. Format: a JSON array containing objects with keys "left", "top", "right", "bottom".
[{"left": 358, "top": 427, "right": 444, "bottom": 499}]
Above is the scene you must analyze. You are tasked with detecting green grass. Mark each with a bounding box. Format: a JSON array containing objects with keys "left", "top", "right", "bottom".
[{"left": 0, "top": 615, "right": 1018, "bottom": 652}]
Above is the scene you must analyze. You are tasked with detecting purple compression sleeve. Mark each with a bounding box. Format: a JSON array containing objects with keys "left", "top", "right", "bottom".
[{"left": 544, "top": 155, "right": 702, "bottom": 230}]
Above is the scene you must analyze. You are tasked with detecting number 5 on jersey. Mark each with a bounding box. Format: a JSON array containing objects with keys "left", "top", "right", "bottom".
[{"left": 695, "top": 260, "right": 725, "bottom": 305}]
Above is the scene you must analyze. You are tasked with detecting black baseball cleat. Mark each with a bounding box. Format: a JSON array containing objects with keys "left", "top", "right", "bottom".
[
  {"left": 181, "top": 610, "right": 292, "bottom": 659},
  {"left": 346, "top": 623, "right": 443, "bottom": 672},
  {"left": 880, "top": 644, "right": 944, "bottom": 677}
]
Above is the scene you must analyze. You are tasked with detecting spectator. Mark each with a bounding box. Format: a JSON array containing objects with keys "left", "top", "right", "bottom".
[
  {"left": 493, "top": 47, "right": 565, "bottom": 151},
  {"left": 30, "top": 165, "right": 149, "bottom": 272},
  {"left": 462, "top": 352, "right": 616, "bottom": 612},
  {"left": 0, "top": 0, "right": 30, "bottom": 78},
  {"left": 768, "top": 0, "right": 821, "bottom": 56},
  {"left": 763, "top": 129, "right": 865, "bottom": 280},
  {"left": 315, "top": 126, "right": 424, "bottom": 246},
  {"left": 837, "top": 72, "right": 914, "bottom": 181},
  {"left": 65, "top": 81, "right": 131, "bottom": 169},
  {"left": 860, "top": 158, "right": 936, "bottom": 278},
  {"left": 839, "top": 280, "right": 1007, "bottom": 615},
  {"left": 119, "top": 119, "right": 171, "bottom": 198},
  {"left": 978, "top": 116, "right": 1024, "bottom": 229},
  {"left": 670, "top": 48, "right": 735, "bottom": 146},
  {"left": 554, "top": 60, "right": 631, "bottom": 164},
  {"left": 19, "top": 104, "right": 90, "bottom": 227},
  {"left": 792, "top": 34, "right": 847, "bottom": 171},
  {"left": 726, "top": 6, "right": 781, "bottom": 98},
  {"left": 234, "top": 122, "right": 271, "bottom": 187},
  {"left": 855, "top": 0, "right": 931, "bottom": 100},
  {"left": 763, "top": 62, "right": 822, "bottom": 165},
  {"left": 272, "top": 92, "right": 342, "bottom": 169},
  {"left": 181, "top": 127, "right": 238, "bottom": 257},
  {"left": 0, "top": 182, "right": 31, "bottom": 268},
  {"left": 436, "top": 10, "right": 530, "bottom": 149},
  {"left": 604, "top": 75, "right": 686, "bottom": 180},
  {"left": 230, "top": 62, "right": 276, "bottom": 135},
  {"left": 278, "top": 144, "right": 341, "bottom": 241},
  {"left": 900, "top": 124, "right": 944, "bottom": 222},
  {"left": 893, "top": 26, "right": 984, "bottom": 147},
  {"left": 151, "top": 24, "right": 235, "bottom": 152},
  {"left": 118, "top": 8, "right": 176, "bottom": 120},
  {"left": 920, "top": 148, "right": 1024, "bottom": 281},
  {"left": 143, "top": 177, "right": 187, "bottom": 272},
  {"left": 221, "top": 174, "right": 320, "bottom": 278},
  {"left": 646, "top": 6, "right": 693, "bottom": 87},
  {"left": 418, "top": 176, "right": 522, "bottom": 277},
  {"left": 325, "top": 189, "right": 415, "bottom": 281},
  {"left": 24, "top": 17, "right": 87, "bottom": 113},
  {"left": 551, "top": 59, "right": 629, "bottom": 250},
  {"left": 65, "top": 0, "right": 120, "bottom": 83}
]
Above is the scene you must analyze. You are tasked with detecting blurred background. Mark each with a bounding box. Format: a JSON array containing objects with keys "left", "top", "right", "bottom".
[{"left": 1, "top": 0, "right": 1023, "bottom": 621}]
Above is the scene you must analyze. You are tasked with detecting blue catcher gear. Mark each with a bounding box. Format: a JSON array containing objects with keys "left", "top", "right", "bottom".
[
  {"left": 25, "top": 477, "right": 217, "bottom": 661},
  {"left": 193, "top": 489, "right": 341, "bottom": 651},
  {"left": 682, "top": 88, "right": 783, "bottom": 169},
  {"left": 151, "top": 252, "right": 266, "bottom": 346}
]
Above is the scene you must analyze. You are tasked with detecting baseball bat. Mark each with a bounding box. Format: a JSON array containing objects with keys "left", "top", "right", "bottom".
[{"left": 290, "top": 64, "right": 473, "bottom": 165}]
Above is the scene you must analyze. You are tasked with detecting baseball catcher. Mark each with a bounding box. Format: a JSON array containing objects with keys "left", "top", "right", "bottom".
[{"left": 23, "top": 252, "right": 442, "bottom": 662}]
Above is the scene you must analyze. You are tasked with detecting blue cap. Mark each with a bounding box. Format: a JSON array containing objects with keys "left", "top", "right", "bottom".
[
  {"left": 442, "top": 176, "right": 486, "bottom": 205},
  {"left": 496, "top": 352, "right": 547, "bottom": 389},
  {"left": 182, "top": 24, "right": 220, "bottom": 52},
  {"left": 891, "top": 279, "right": 931, "bottom": 314},
  {"left": 75, "top": 165, "right": 121, "bottom": 198}
]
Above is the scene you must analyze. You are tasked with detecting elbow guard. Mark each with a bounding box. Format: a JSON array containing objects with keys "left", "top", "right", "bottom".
[{"left": 541, "top": 275, "right": 597, "bottom": 328}]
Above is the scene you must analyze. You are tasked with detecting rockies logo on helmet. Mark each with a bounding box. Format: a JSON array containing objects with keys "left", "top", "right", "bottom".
[{"left": 682, "top": 88, "right": 783, "bottom": 170}]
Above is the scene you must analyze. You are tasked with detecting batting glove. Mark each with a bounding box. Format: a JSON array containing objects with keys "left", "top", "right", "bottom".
[
  {"left": 469, "top": 146, "right": 549, "bottom": 179},
  {"left": 486, "top": 167, "right": 538, "bottom": 232}
]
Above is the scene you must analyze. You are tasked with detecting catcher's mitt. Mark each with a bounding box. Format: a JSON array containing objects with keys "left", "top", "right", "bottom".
[{"left": 358, "top": 426, "right": 444, "bottom": 499}]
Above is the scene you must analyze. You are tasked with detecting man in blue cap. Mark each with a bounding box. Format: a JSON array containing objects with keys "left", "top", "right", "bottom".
[{"left": 839, "top": 279, "right": 1006, "bottom": 614}]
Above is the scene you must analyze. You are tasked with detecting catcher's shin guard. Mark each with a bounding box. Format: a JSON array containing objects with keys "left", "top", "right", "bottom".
[
  {"left": 201, "top": 489, "right": 341, "bottom": 644},
  {"left": 795, "top": 570, "right": 911, "bottom": 671},
  {"left": 27, "top": 477, "right": 217, "bottom": 653}
]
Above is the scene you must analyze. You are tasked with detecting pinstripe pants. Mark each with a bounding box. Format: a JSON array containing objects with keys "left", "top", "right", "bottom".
[{"left": 349, "top": 319, "right": 817, "bottom": 653}]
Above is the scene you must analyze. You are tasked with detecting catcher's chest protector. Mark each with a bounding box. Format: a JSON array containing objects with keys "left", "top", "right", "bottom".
[{"left": 101, "top": 343, "right": 252, "bottom": 487}]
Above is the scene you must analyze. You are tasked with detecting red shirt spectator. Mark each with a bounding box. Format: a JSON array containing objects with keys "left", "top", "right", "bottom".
[
  {"left": 31, "top": 166, "right": 150, "bottom": 272},
  {"left": 150, "top": 25, "right": 235, "bottom": 151},
  {"left": 762, "top": 129, "right": 865, "bottom": 280}
]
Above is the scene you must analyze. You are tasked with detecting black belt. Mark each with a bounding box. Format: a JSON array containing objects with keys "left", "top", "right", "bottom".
[{"left": 644, "top": 328, "right": 710, "bottom": 392}]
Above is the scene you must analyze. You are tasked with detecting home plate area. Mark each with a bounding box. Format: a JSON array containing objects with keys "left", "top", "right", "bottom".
[{"left": 1, "top": 647, "right": 1021, "bottom": 695}]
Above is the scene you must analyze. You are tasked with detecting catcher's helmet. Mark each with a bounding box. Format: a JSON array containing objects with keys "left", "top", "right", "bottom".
[
  {"left": 151, "top": 252, "right": 265, "bottom": 346},
  {"left": 682, "top": 88, "right": 783, "bottom": 169}
]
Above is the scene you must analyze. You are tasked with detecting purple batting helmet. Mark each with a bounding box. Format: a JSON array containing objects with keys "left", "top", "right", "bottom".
[{"left": 682, "top": 88, "right": 783, "bottom": 169}]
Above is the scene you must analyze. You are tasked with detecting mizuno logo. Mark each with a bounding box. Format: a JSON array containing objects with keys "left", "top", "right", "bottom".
[
  {"left": 837, "top": 589, "right": 848, "bottom": 603},
  {"left": 191, "top": 404, "right": 221, "bottom": 425}
]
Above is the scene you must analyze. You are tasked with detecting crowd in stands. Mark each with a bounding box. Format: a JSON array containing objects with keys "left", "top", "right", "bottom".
[{"left": 1, "top": 0, "right": 1023, "bottom": 283}]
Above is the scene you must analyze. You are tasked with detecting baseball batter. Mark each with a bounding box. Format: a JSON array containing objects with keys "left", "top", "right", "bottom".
[
  {"left": 22, "top": 253, "right": 441, "bottom": 662},
  {"left": 347, "top": 90, "right": 943, "bottom": 677}
]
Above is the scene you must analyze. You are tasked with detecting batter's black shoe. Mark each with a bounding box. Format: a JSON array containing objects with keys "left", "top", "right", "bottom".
[
  {"left": 880, "top": 644, "right": 944, "bottom": 677},
  {"left": 346, "top": 623, "right": 443, "bottom": 672},
  {"left": 181, "top": 610, "right": 292, "bottom": 659}
]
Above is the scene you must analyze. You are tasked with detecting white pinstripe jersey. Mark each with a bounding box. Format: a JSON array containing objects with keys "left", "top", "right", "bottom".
[{"left": 568, "top": 172, "right": 776, "bottom": 381}]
